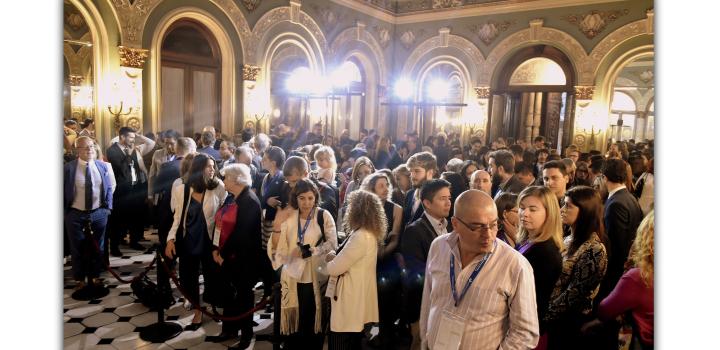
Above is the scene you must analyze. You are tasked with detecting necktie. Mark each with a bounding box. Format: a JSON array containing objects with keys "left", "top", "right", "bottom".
[{"left": 85, "top": 163, "right": 93, "bottom": 210}]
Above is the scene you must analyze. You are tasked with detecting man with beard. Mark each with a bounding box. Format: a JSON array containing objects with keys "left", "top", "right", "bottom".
[
  {"left": 402, "top": 151, "right": 438, "bottom": 229},
  {"left": 488, "top": 150, "right": 524, "bottom": 199}
]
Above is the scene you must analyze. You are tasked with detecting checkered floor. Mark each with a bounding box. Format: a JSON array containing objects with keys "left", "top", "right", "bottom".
[{"left": 63, "top": 231, "right": 275, "bottom": 350}]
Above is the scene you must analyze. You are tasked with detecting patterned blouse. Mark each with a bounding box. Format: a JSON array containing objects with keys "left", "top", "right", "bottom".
[{"left": 545, "top": 233, "right": 608, "bottom": 322}]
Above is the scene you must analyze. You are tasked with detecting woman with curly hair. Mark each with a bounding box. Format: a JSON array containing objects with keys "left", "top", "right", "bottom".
[
  {"left": 593, "top": 210, "right": 654, "bottom": 349},
  {"left": 545, "top": 186, "right": 609, "bottom": 349},
  {"left": 326, "top": 190, "right": 386, "bottom": 350}
]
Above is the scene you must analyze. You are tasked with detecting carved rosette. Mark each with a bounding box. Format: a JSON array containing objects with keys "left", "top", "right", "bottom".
[
  {"left": 68, "top": 75, "right": 84, "bottom": 86},
  {"left": 574, "top": 86, "right": 595, "bottom": 100},
  {"left": 243, "top": 65, "right": 261, "bottom": 81},
  {"left": 563, "top": 9, "right": 629, "bottom": 39},
  {"left": 118, "top": 46, "right": 149, "bottom": 69},
  {"left": 474, "top": 87, "right": 491, "bottom": 99},
  {"left": 470, "top": 21, "right": 513, "bottom": 45}
]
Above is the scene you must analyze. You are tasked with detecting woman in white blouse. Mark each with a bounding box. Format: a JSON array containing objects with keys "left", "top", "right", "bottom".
[
  {"left": 326, "top": 190, "right": 386, "bottom": 350},
  {"left": 269, "top": 178, "right": 337, "bottom": 350},
  {"left": 164, "top": 153, "right": 227, "bottom": 330}
]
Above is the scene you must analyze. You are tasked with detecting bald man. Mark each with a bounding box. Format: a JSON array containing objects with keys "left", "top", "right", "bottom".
[
  {"left": 469, "top": 170, "right": 492, "bottom": 196},
  {"left": 419, "top": 190, "right": 539, "bottom": 350}
]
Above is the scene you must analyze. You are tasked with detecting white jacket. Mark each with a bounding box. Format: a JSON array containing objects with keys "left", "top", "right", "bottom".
[
  {"left": 327, "top": 228, "right": 379, "bottom": 332},
  {"left": 167, "top": 180, "right": 227, "bottom": 243}
]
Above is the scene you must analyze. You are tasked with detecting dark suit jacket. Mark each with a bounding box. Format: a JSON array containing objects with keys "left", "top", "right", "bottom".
[
  {"left": 106, "top": 143, "right": 147, "bottom": 193},
  {"left": 600, "top": 188, "right": 643, "bottom": 300},
  {"left": 153, "top": 158, "right": 182, "bottom": 239},
  {"left": 501, "top": 174, "right": 527, "bottom": 195},
  {"left": 399, "top": 214, "right": 438, "bottom": 322},
  {"left": 63, "top": 159, "right": 114, "bottom": 212},
  {"left": 219, "top": 187, "right": 263, "bottom": 280},
  {"left": 402, "top": 188, "right": 425, "bottom": 229},
  {"left": 260, "top": 171, "right": 286, "bottom": 221},
  {"left": 522, "top": 239, "right": 562, "bottom": 332}
]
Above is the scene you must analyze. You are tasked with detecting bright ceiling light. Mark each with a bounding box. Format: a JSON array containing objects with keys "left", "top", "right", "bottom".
[
  {"left": 286, "top": 66, "right": 312, "bottom": 94},
  {"left": 427, "top": 79, "right": 449, "bottom": 101},
  {"left": 394, "top": 78, "right": 413, "bottom": 100}
]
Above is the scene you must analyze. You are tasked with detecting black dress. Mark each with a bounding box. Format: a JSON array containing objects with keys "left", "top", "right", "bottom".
[{"left": 520, "top": 239, "right": 562, "bottom": 333}]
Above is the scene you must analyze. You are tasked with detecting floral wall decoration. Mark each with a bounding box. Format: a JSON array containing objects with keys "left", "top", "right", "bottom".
[{"left": 563, "top": 9, "right": 629, "bottom": 39}]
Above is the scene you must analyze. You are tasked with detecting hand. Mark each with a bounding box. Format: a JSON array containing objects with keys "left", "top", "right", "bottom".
[
  {"left": 165, "top": 240, "right": 176, "bottom": 258},
  {"left": 212, "top": 250, "right": 224, "bottom": 266},
  {"left": 267, "top": 196, "right": 280, "bottom": 208},
  {"left": 325, "top": 251, "right": 336, "bottom": 263},
  {"left": 291, "top": 246, "right": 302, "bottom": 258},
  {"left": 503, "top": 217, "right": 518, "bottom": 238}
]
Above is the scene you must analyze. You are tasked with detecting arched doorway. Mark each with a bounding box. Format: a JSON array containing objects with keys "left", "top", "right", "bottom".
[
  {"left": 490, "top": 45, "right": 575, "bottom": 149},
  {"left": 268, "top": 43, "right": 312, "bottom": 131},
  {"left": 160, "top": 20, "right": 221, "bottom": 136}
]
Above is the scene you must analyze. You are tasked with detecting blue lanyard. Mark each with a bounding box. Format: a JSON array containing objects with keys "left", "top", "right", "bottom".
[
  {"left": 297, "top": 208, "right": 316, "bottom": 244},
  {"left": 263, "top": 171, "right": 282, "bottom": 198},
  {"left": 449, "top": 241, "right": 495, "bottom": 307}
]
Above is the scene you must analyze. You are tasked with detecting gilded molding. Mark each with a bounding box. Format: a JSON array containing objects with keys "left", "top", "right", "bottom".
[
  {"left": 69, "top": 75, "right": 85, "bottom": 86},
  {"left": 243, "top": 65, "right": 261, "bottom": 81},
  {"left": 562, "top": 9, "right": 629, "bottom": 39},
  {"left": 474, "top": 87, "right": 490, "bottom": 99},
  {"left": 574, "top": 86, "right": 595, "bottom": 100},
  {"left": 118, "top": 46, "right": 149, "bottom": 68}
]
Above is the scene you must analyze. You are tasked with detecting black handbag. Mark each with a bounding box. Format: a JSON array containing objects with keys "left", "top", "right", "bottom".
[{"left": 131, "top": 274, "right": 175, "bottom": 310}]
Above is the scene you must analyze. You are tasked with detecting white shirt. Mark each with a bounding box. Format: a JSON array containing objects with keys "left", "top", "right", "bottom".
[
  {"left": 424, "top": 212, "right": 448, "bottom": 237},
  {"left": 420, "top": 233, "right": 539, "bottom": 350},
  {"left": 72, "top": 159, "right": 104, "bottom": 211},
  {"left": 607, "top": 184, "right": 627, "bottom": 200}
]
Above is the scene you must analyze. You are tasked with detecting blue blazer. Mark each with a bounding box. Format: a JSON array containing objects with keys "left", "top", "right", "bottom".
[{"left": 64, "top": 159, "right": 114, "bottom": 212}]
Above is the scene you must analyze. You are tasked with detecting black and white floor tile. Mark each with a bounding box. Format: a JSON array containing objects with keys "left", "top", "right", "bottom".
[{"left": 63, "top": 231, "right": 276, "bottom": 350}]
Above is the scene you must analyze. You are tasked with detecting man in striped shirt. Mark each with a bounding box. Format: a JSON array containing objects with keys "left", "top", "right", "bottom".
[{"left": 419, "top": 190, "right": 539, "bottom": 349}]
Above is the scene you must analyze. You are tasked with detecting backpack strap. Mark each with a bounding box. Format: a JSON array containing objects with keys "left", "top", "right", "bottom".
[{"left": 315, "top": 208, "right": 326, "bottom": 247}]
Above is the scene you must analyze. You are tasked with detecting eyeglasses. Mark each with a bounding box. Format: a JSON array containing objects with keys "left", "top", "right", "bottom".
[{"left": 454, "top": 216, "right": 498, "bottom": 232}]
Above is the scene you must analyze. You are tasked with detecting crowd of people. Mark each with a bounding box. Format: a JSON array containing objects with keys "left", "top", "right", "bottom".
[{"left": 63, "top": 119, "right": 655, "bottom": 350}]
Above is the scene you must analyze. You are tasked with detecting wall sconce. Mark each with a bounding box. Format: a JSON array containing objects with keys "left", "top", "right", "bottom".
[{"left": 108, "top": 101, "right": 133, "bottom": 132}]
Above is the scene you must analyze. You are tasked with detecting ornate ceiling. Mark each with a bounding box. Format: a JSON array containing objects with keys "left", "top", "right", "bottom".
[{"left": 355, "top": 0, "right": 543, "bottom": 14}]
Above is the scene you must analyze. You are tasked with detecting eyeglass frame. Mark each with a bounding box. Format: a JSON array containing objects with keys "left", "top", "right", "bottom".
[{"left": 453, "top": 215, "right": 499, "bottom": 233}]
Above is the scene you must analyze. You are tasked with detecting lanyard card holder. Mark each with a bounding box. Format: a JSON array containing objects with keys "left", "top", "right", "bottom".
[{"left": 434, "top": 308, "right": 466, "bottom": 350}]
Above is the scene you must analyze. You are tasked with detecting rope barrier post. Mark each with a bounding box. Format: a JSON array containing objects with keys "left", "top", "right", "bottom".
[
  {"left": 272, "top": 282, "right": 282, "bottom": 350},
  {"left": 139, "top": 246, "right": 183, "bottom": 343}
]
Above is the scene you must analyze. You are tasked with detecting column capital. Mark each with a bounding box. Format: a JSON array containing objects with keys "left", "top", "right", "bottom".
[
  {"left": 574, "top": 85, "right": 595, "bottom": 100},
  {"left": 68, "top": 75, "right": 84, "bottom": 86},
  {"left": 118, "top": 46, "right": 149, "bottom": 69},
  {"left": 474, "top": 86, "right": 491, "bottom": 99},
  {"left": 243, "top": 65, "right": 261, "bottom": 81}
]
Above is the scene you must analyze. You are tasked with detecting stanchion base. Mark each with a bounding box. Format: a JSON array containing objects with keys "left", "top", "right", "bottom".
[
  {"left": 71, "top": 285, "right": 110, "bottom": 301},
  {"left": 139, "top": 321, "right": 183, "bottom": 343}
]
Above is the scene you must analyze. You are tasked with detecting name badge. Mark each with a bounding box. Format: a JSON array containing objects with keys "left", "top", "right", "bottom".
[
  {"left": 214, "top": 226, "right": 222, "bottom": 247},
  {"left": 325, "top": 275, "right": 338, "bottom": 299},
  {"left": 434, "top": 309, "right": 466, "bottom": 350}
]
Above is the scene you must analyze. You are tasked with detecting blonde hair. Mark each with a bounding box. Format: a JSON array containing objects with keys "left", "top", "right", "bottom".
[
  {"left": 344, "top": 190, "right": 387, "bottom": 240},
  {"left": 517, "top": 186, "right": 564, "bottom": 250},
  {"left": 314, "top": 146, "right": 337, "bottom": 173},
  {"left": 629, "top": 210, "right": 654, "bottom": 287},
  {"left": 351, "top": 156, "right": 376, "bottom": 184}
]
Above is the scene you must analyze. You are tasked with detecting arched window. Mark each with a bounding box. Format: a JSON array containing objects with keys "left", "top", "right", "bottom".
[
  {"left": 509, "top": 57, "right": 567, "bottom": 86},
  {"left": 609, "top": 91, "right": 637, "bottom": 141},
  {"left": 331, "top": 60, "right": 365, "bottom": 137}
]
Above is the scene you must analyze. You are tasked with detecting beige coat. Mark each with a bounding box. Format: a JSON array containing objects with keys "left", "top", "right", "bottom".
[{"left": 327, "top": 228, "right": 379, "bottom": 332}]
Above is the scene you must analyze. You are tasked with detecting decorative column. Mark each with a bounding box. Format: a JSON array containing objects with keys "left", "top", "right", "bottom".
[
  {"left": 524, "top": 92, "right": 535, "bottom": 143},
  {"left": 572, "top": 86, "right": 603, "bottom": 152},
  {"left": 532, "top": 92, "right": 543, "bottom": 139},
  {"left": 110, "top": 46, "right": 148, "bottom": 133},
  {"left": 69, "top": 75, "right": 93, "bottom": 120},
  {"left": 473, "top": 86, "right": 490, "bottom": 144},
  {"left": 242, "top": 64, "right": 264, "bottom": 134}
]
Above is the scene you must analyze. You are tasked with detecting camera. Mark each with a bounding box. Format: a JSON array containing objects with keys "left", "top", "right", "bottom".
[{"left": 298, "top": 243, "right": 312, "bottom": 259}]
